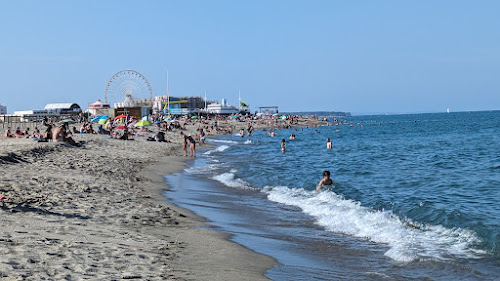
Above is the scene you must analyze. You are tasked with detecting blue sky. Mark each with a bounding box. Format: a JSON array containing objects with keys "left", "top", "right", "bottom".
[{"left": 0, "top": 0, "right": 498, "bottom": 114}]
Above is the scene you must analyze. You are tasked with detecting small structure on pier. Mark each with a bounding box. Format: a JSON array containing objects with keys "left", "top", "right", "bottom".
[{"left": 258, "top": 106, "right": 279, "bottom": 115}]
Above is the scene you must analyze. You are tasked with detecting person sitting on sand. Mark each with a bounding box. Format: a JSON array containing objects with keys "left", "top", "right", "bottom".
[
  {"left": 14, "top": 127, "right": 24, "bottom": 138},
  {"left": 317, "top": 170, "right": 333, "bottom": 191},
  {"left": 32, "top": 127, "right": 42, "bottom": 139},
  {"left": 52, "top": 124, "right": 66, "bottom": 142},
  {"left": 52, "top": 124, "right": 81, "bottom": 146},
  {"left": 23, "top": 128, "right": 30, "bottom": 138},
  {"left": 38, "top": 125, "right": 53, "bottom": 142},
  {"left": 119, "top": 129, "right": 133, "bottom": 140},
  {"left": 326, "top": 138, "right": 332, "bottom": 149},
  {"left": 3, "top": 127, "right": 13, "bottom": 139},
  {"left": 155, "top": 131, "right": 166, "bottom": 142}
]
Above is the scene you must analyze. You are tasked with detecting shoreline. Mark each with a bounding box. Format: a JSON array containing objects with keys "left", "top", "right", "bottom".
[
  {"left": 144, "top": 154, "right": 278, "bottom": 280},
  {"left": 0, "top": 132, "right": 276, "bottom": 280}
]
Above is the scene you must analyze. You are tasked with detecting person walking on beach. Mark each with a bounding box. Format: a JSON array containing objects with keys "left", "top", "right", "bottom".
[
  {"left": 180, "top": 132, "right": 188, "bottom": 157},
  {"left": 317, "top": 170, "right": 333, "bottom": 191},
  {"left": 326, "top": 138, "right": 332, "bottom": 149},
  {"left": 187, "top": 135, "right": 196, "bottom": 157},
  {"left": 281, "top": 139, "right": 286, "bottom": 153}
]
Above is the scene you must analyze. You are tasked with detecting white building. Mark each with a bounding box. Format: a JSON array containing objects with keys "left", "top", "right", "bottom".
[
  {"left": 13, "top": 110, "right": 57, "bottom": 121},
  {"left": 206, "top": 99, "right": 240, "bottom": 114},
  {"left": 44, "top": 103, "right": 82, "bottom": 115},
  {"left": 86, "top": 99, "right": 111, "bottom": 116},
  {"left": 0, "top": 104, "right": 6, "bottom": 115}
]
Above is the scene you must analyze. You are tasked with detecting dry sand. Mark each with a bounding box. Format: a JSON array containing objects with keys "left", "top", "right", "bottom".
[{"left": 0, "top": 128, "right": 276, "bottom": 280}]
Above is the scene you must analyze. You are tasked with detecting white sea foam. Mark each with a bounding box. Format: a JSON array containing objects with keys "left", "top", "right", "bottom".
[
  {"left": 203, "top": 145, "right": 230, "bottom": 155},
  {"left": 210, "top": 139, "right": 239, "bottom": 144},
  {"left": 212, "top": 172, "right": 255, "bottom": 190},
  {"left": 184, "top": 163, "right": 222, "bottom": 174},
  {"left": 263, "top": 186, "right": 485, "bottom": 262},
  {"left": 244, "top": 140, "right": 252, "bottom": 144}
]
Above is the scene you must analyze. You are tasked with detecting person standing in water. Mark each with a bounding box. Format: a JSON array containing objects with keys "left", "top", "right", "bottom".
[
  {"left": 281, "top": 138, "right": 286, "bottom": 153},
  {"left": 326, "top": 138, "right": 332, "bottom": 149},
  {"left": 317, "top": 170, "right": 333, "bottom": 191}
]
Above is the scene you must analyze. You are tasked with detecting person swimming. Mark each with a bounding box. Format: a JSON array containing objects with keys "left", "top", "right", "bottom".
[
  {"left": 281, "top": 138, "right": 286, "bottom": 153},
  {"left": 326, "top": 138, "right": 332, "bottom": 149},
  {"left": 316, "top": 170, "right": 333, "bottom": 191}
]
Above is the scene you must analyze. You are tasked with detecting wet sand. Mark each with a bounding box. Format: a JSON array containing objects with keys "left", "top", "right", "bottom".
[{"left": 0, "top": 131, "right": 276, "bottom": 280}]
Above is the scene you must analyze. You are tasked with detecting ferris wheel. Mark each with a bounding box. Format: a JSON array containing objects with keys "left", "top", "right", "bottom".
[{"left": 104, "top": 70, "right": 153, "bottom": 107}]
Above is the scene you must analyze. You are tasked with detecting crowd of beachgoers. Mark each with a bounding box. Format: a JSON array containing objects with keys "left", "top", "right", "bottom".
[
  {"left": 0, "top": 111, "right": 328, "bottom": 280},
  {"left": 2, "top": 112, "right": 327, "bottom": 153}
]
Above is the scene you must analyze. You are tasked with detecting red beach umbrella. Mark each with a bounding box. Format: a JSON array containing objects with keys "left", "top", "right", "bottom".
[{"left": 114, "top": 114, "right": 127, "bottom": 120}]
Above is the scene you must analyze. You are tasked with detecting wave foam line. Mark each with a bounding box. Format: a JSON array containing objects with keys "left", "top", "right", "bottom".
[
  {"left": 203, "top": 145, "right": 230, "bottom": 155},
  {"left": 184, "top": 163, "right": 223, "bottom": 174},
  {"left": 212, "top": 172, "right": 256, "bottom": 190},
  {"left": 263, "top": 186, "right": 486, "bottom": 262}
]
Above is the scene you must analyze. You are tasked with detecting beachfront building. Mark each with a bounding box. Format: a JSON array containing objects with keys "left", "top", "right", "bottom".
[
  {"left": 206, "top": 99, "right": 240, "bottom": 115},
  {"left": 0, "top": 104, "right": 6, "bottom": 115},
  {"left": 106, "top": 94, "right": 153, "bottom": 119},
  {"left": 86, "top": 99, "right": 111, "bottom": 116},
  {"left": 114, "top": 95, "right": 153, "bottom": 108},
  {"left": 154, "top": 95, "right": 213, "bottom": 115},
  {"left": 13, "top": 110, "right": 57, "bottom": 122},
  {"left": 44, "top": 103, "right": 82, "bottom": 115}
]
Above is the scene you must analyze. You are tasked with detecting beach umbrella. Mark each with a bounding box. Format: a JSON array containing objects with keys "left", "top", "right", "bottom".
[
  {"left": 134, "top": 120, "right": 153, "bottom": 127},
  {"left": 59, "top": 119, "right": 76, "bottom": 124},
  {"left": 115, "top": 126, "right": 128, "bottom": 130},
  {"left": 191, "top": 116, "right": 198, "bottom": 119},
  {"left": 98, "top": 119, "right": 108, "bottom": 125},
  {"left": 90, "top": 116, "right": 101, "bottom": 123},
  {"left": 100, "top": 115, "right": 108, "bottom": 120},
  {"left": 114, "top": 114, "right": 127, "bottom": 120}
]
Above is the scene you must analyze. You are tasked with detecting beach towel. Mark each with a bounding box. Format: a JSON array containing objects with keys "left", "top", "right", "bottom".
[{"left": 0, "top": 194, "right": 7, "bottom": 201}]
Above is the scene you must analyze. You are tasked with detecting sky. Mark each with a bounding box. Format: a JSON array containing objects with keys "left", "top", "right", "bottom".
[{"left": 0, "top": 0, "right": 499, "bottom": 114}]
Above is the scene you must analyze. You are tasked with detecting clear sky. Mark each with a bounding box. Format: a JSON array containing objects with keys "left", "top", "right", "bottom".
[{"left": 0, "top": 0, "right": 499, "bottom": 114}]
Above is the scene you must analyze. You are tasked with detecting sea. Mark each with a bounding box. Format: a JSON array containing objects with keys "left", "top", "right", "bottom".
[{"left": 165, "top": 111, "right": 500, "bottom": 280}]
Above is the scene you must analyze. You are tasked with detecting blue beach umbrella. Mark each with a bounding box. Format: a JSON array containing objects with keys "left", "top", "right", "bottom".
[
  {"left": 90, "top": 116, "right": 101, "bottom": 123},
  {"left": 99, "top": 115, "right": 108, "bottom": 120}
]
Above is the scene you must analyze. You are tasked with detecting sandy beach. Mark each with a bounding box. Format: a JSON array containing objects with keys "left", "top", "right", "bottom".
[{"left": 0, "top": 125, "right": 278, "bottom": 280}]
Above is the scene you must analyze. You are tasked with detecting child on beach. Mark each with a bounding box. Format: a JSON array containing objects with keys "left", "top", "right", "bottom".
[
  {"left": 281, "top": 139, "right": 286, "bottom": 153},
  {"left": 317, "top": 170, "right": 333, "bottom": 191}
]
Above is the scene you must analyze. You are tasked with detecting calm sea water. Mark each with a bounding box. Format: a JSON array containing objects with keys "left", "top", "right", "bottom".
[{"left": 167, "top": 111, "right": 500, "bottom": 280}]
